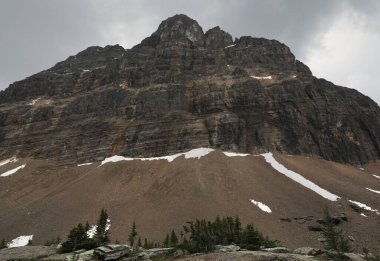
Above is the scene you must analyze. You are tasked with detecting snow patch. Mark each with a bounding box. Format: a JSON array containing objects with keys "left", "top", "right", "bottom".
[
  {"left": 348, "top": 200, "right": 379, "bottom": 212},
  {"left": 373, "top": 174, "right": 380, "bottom": 179},
  {"left": 7, "top": 235, "right": 33, "bottom": 248},
  {"left": 77, "top": 162, "right": 93, "bottom": 166},
  {"left": 100, "top": 148, "right": 214, "bottom": 166},
  {"left": 261, "top": 153, "right": 340, "bottom": 201},
  {"left": 251, "top": 75, "right": 272, "bottom": 80},
  {"left": 0, "top": 157, "right": 18, "bottom": 167},
  {"left": 223, "top": 151, "right": 250, "bottom": 157},
  {"left": 366, "top": 188, "right": 380, "bottom": 194},
  {"left": 291, "top": 75, "right": 297, "bottom": 78},
  {"left": 0, "top": 164, "right": 26, "bottom": 177},
  {"left": 360, "top": 213, "right": 367, "bottom": 217},
  {"left": 224, "top": 44, "right": 236, "bottom": 49},
  {"left": 87, "top": 225, "right": 97, "bottom": 238},
  {"left": 359, "top": 167, "right": 364, "bottom": 170},
  {"left": 82, "top": 69, "right": 90, "bottom": 72},
  {"left": 250, "top": 199, "right": 272, "bottom": 213},
  {"left": 87, "top": 219, "right": 111, "bottom": 238},
  {"left": 27, "top": 98, "right": 40, "bottom": 105}
]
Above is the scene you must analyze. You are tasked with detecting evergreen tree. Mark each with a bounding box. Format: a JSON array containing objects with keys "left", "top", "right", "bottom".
[
  {"left": 128, "top": 221, "right": 138, "bottom": 247},
  {"left": 0, "top": 239, "right": 7, "bottom": 249},
  {"left": 322, "top": 207, "right": 351, "bottom": 253},
  {"left": 137, "top": 237, "right": 142, "bottom": 247},
  {"left": 233, "top": 217, "right": 242, "bottom": 244},
  {"left": 95, "top": 209, "right": 110, "bottom": 244},
  {"left": 240, "top": 224, "right": 262, "bottom": 250},
  {"left": 163, "top": 233, "right": 170, "bottom": 247},
  {"left": 170, "top": 230, "right": 178, "bottom": 246},
  {"left": 143, "top": 238, "right": 148, "bottom": 249},
  {"left": 61, "top": 223, "right": 97, "bottom": 252}
]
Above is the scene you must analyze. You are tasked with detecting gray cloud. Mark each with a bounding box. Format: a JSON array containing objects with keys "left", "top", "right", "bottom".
[{"left": 1, "top": 0, "right": 379, "bottom": 104}]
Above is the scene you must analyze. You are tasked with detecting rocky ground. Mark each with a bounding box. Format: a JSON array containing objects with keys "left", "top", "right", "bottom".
[
  {"left": 1, "top": 151, "right": 379, "bottom": 254},
  {"left": 0, "top": 245, "right": 377, "bottom": 261}
]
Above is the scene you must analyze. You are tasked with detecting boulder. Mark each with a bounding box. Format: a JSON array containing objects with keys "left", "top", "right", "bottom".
[
  {"left": 308, "top": 222, "right": 323, "bottom": 231},
  {"left": 215, "top": 244, "right": 241, "bottom": 252},
  {"left": 94, "top": 244, "right": 132, "bottom": 260},
  {"left": 65, "top": 249, "right": 94, "bottom": 261},
  {"left": 344, "top": 253, "right": 366, "bottom": 261},
  {"left": 262, "top": 247, "right": 290, "bottom": 253},
  {"left": 142, "top": 247, "right": 175, "bottom": 258},
  {"left": 293, "top": 247, "right": 322, "bottom": 256}
]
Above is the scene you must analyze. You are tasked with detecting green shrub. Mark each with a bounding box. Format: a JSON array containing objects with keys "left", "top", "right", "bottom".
[{"left": 180, "top": 216, "right": 276, "bottom": 253}]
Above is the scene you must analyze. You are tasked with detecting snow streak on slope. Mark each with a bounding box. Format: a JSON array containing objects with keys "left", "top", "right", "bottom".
[
  {"left": 0, "top": 157, "right": 18, "bottom": 167},
  {"left": 250, "top": 199, "right": 272, "bottom": 213},
  {"left": 0, "top": 164, "right": 26, "bottom": 177},
  {"left": 366, "top": 188, "right": 380, "bottom": 194},
  {"left": 100, "top": 148, "right": 215, "bottom": 165},
  {"left": 251, "top": 75, "right": 272, "bottom": 80},
  {"left": 373, "top": 174, "right": 380, "bottom": 179},
  {"left": 223, "top": 152, "right": 250, "bottom": 157},
  {"left": 261, "top": 153, "right": 340, "bottom": 201},
  {"left": 77, "top": 162, "right": 93, "bottom": 166},
  {"left": 7, "top": 235, "right": 33, "bottom": 248},
  {"left": 348, "top": 200, "right": 379, "bottom": 213}
]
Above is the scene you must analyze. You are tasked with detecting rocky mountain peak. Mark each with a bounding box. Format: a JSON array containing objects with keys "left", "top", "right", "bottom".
[
  {"left": 0, "top": 14, "right": 379, "bottom": 165},
  {"left": 205, "top": 26, "right": 234, "bottom": 49},
  {"left": 151, "top": 14, "right": 205, "bottom": 46}
]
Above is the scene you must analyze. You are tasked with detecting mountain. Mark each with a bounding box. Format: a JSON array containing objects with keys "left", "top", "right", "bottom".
[
  {"left": 0, "top": 14, "right": 379, "bottom": 165},
  {"left": 0, "top": 14, "right": 380, "bottom": 254}
]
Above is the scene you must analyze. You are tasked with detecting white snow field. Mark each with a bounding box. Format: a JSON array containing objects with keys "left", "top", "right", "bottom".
[
  {"left": 7, "top": 235, "right": 33, "bottom": 248},
  {"left": 100, "top": 148, "right": 216, "bottom": 165},
  {"left": 87, "top": 219, "right": 111, "bottom": 238},
  {"left": 261, "top": 153, "right": 340, "bottom": 201},
  {"left": 250, "top": 199, "right": 272, "bottom": 213},
  {"left": 0, "top": 157, "right": 18, "bottom": 167},
  {"left": 0, "top": 164, "right": 26, "bottom": 177},
  {"left": 100, "top": 148, "right": 256, "bottom": 166},
  {"left": 223, "top": 151, "right": 250, "bottom": 157}
]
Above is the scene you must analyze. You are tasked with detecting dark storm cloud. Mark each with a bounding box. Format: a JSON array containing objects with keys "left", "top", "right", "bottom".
[{"left": 1, "top": 0, "right": 379, "bottom": 103}]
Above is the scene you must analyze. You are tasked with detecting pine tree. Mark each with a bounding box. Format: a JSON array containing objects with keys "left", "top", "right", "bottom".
[
  {"left": 128, "top": 221, "right": 138, "bottom": 247},
  {"left": 163, "top": 233, "right": 170, "bottom": 247},
  {"left": 0, "top": 239, "right": 7, "bottom": 249},
  {"left": 95, "top": 209, "right": 110, "bottom": 244},
  {"left": 322, "top": 207, "right": 351, "bottom": 253},
  {"left": 240, "top": 224, "right": 262, "bottom": 250},
  {"left": 170, "top": 230, "right": 178, "bottom": 246},
  {"left": 233, "top": 217, "right": 242, "bottom": 244},
  {"left": 137, "top": 237, "right": 142, "bottom": 247},
  {"left": 143, "top": 238, "right": 148, "bottom": 249}
]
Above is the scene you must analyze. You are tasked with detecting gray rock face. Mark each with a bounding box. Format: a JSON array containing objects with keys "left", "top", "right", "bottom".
[
  {"left": 94, "top": 244, "right": 132, "bottom": 260},
  {"left": 215, "top": 244, "right": 241, "bottom": 252},
  {"left": 262, "top": 247, "right": 290, "bottom": 253},
  {"left": 0, "top": 14, "right": 380, "bottom": 165},
  {"left": 0, "top": 246, "right": 57, "bottom": 260},
  {"left": 293, "top": 247, "right": 322, "bottom": 256},
  {"left": 142, "top": 247, "right": 176, "bottom": 258}
]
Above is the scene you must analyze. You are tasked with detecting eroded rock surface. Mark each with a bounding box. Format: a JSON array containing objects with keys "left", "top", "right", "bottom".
[{"left": 1, "top": 14, "right": 379, "bottom": 165}]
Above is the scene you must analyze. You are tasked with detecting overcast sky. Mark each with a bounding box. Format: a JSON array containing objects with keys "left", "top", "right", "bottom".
[{"left": 1, "top": 0, "right": 379, "bottom": 104}]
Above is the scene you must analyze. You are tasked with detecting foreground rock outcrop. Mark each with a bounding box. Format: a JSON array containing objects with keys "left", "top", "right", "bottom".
[{"left": 0, "top": 14, "right": 379, "bottom": 165}]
